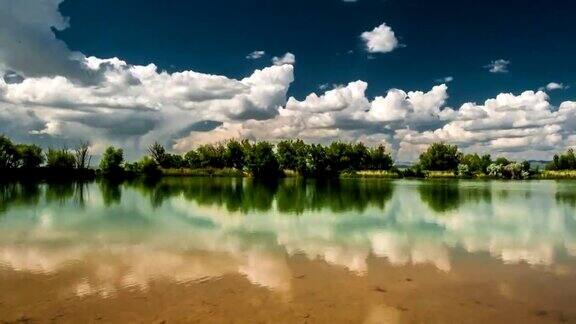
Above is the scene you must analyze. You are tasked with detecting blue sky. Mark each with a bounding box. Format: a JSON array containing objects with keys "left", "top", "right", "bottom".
[
  {"left": 0, "top": 0, "right": 575, "bottom": 160},
  {"left": 56, "top": 0, "right": 576, "bottom": 106}
]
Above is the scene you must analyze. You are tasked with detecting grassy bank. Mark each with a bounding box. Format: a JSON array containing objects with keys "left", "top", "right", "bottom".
[
  {"left": 424, "top": 171, "right": 458, "bottom": 179},
  {"left": 161, "top": 167, "right": 246, "bottom": 177},
  {"left": 539, "top": 170, "right": 576, "bottom": 179},
  {"left": 340, "top": 170, "right": 401, "bottom": 179}
]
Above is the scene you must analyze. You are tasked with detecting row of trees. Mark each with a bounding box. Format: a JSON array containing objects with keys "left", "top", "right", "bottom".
[
  {"left": 146, "top": 139, "right": 394, "bottom": 177},
  {"left": 547, "top": 149, "right": 576, "bottom": 170},
  {"left": 3, "top": 134, "right": 575, "bottom": 179},
  {"left": 0, "top": 135, "right": 92, "bottom": 170},
  {"left": 416, "top": 142, "right": 532, "bottom": 179}
]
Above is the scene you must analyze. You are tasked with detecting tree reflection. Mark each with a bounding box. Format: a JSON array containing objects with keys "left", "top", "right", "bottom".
[
  {"left": 130, "top": 177, "right": 394, "bottom": 213},
  {"left": 98, "top": 179, "right": 122, "bottom": 206},
  {"left": 0, "top": 181, "right": 41, "bottom": 214},
  {"left": 418, "top": 180, "right": 494, "bottom": 213},
  {"left": 45, "top": 181, "right": 88, "bottom": 207}
]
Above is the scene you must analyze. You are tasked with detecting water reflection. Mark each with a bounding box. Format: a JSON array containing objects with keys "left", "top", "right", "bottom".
[
  {"left": 0, "top": 178, "right": 575, "bottom": 298},
  {"left": 128, "top": 178, "right": 394, "bottom": 213}
]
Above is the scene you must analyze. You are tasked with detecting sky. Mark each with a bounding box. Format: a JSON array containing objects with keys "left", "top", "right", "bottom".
[{"left": 0, "top": 0, "right": 575, "bottom": 161}]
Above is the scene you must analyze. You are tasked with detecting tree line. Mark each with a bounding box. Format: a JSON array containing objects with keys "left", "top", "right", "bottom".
[{"left": 1, "top": 133, "right": 576, "bottom": 179}]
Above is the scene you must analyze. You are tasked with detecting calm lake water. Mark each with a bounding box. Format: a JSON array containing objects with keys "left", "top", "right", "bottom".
[{"left": 1, "top": 178, "right": 576, "bottom": 323}]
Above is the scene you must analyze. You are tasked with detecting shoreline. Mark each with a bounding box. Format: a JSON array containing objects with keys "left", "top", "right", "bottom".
[{"left": 2, "top": 167, "right": 576, "bottom": 181}]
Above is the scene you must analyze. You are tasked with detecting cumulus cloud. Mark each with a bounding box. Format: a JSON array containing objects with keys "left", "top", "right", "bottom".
[
  {"left": 0, "top": 0, "right": 96, "bottom": 82},
  {"left": 361, "top": 23, "right": 400, "bottom": 53},
  {"left": 1, "top": 0, "right": 576, "bottom": 162},
  {"left": 485, "top": 59, "right": 510, "bottom": 73},
  {"left": 540, "top": 82, "right": 567, "bottom": 91},
  {"left": 396, "top": 90, "right": 576, "bottom": 160},
  {"left": 272, "top": 52, "right": 296, "bottom": 66},
  {"left": 246, "top": 50, "right": 265, "bottom": 60}
]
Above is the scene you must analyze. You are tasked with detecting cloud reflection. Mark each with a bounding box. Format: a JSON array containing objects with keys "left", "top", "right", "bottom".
[{"left": 0, "top": 179, "right": 575, "bottom": 296}]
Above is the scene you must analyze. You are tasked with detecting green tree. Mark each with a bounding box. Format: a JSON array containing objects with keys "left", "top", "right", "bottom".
[
  {"left": 196, "top": 144, "right": 225, "bottom": 168},
  {"left": 418, "top": 142, "right": 462, "bottom": 171},
  {"left": 368, "top": 145, "right": 393, "bottom": 170},
  {"left": 99, "top": 146, "right": 124, "bottom": 174},
  {"left": 148, "top": 142, "right": 168, "bottom": 167},
  {"left": 460, "top": 153, "right": 492, "bottom": 174},
  {"left": 15, "top": 144, "right": 44, "bottom": 168},
  {"left": 0, "top": 135, "right": 19, "bottom": 168},
  {"left": 224, "top": 139, "right": 246, "bottom": 170},
  {"left": 46, "top": 148, "right": 76, "bottom": 169},
  {"left": 138, "top": 156, "right": 161, "bottom": 177},
  {"left": 547, "top": 149, "right": 576, "bottom": 170},
  {"left": 307, "top": 144, "right": 330, "bottom": 175},
  {"left": 244, "top": 141, "right": 280, "bottom": 177},
  {"left": 276, "top": 139, "right": 310, "bottom": 174},
  {"left": 184, "top": 150, "right": 201, "bottom": 168},
  {"left": 495, "top": 157, "right": 511, "bottom": 166}
]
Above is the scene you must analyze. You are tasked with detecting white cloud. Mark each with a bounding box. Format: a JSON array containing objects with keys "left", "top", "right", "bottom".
[
  {"left": 2, "top": 0, "right": 576, "bottom": 162},
  {"left": 396, "top": 90, "right": 576, "bottom": 160},
  {"left": 272, "top": 52, "right": 296, "bottom": 66},
  {"left": 360, "top": 23, "right": 399, "bottom": 53},
  {"left": 543, "top": 82, "right": 567, "bottom": 91},
  {"left": 436, "top": 76, "right": 454, "bottom": 83},
  {"left": 246, "top": 50, "right": 265, "bottom": 60},
  {"left": 485, "top": 59, "right": 510, "bottom": 73}
]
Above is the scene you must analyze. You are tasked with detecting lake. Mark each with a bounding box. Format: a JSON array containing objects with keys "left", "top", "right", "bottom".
[{"left": 1, "top": 178, "right": 576, "bottom": 323}]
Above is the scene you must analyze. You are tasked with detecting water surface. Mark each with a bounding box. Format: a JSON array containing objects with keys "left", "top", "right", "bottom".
[{"left": 1, "top": 178, "right": 576, "bottom": 323}]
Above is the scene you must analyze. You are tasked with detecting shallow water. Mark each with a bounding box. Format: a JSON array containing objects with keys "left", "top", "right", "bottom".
[{"left": 1, "top": 178, "right": 576, "bottom": 323}]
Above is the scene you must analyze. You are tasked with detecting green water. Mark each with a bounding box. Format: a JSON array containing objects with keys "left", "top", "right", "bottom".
[{"left": 1, "top": 178, "right": 575, "bottom": 275}]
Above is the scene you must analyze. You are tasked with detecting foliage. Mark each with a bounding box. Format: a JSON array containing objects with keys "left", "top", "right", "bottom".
[
  {"left": 195, "top": 144, "right": 226, "bottom": 168},
  {"left": 418, "top": 142, "right": 462, "bottom": 171},
  {"left": 460, "top": 153, "right": 492, "bottom": 174},
  {"left": 99, "top": 146, "right": 124, "bottom": 174},
  {"left": 307, "top": 144, "right": 330, "bottom": 175},
  {"left": 15, "top": 144, "right": 44, "bottom": 168},
  {"left": 457, "top": 163, "right": 472, "bottom": 177},
  {"left": 137, "top": 156, "right": 161, "bottom": 177},
  {"left": 495, "top": 157, "right": 511, "bottom": 166},
  {"left": 184, "top": 150, "right": 201, "bottom": 168},
  {"left": 487, "top": 161, "right": 530, "bottom": 179},
  {"left": 224, "top": 139, "right": 246, "bottom": 170},
  {"left": 46, "top": 148, "right": 76, "bottom": 169},
  {"left": 368, "top": 145, "right": 394, "bottom": 171},
  {"left": 0, "top": 135, "right": 19, "bottom": 168},
  {"left": 244, "top": 141, "right": 281, "bottom": 177},
  {"left": 547, "top": 148, "right": 576, "bottom": 170},
  {"left": 148, "top": 142, "right": 168, "bottom": 166},
  {"left": 276, "top": 139, "right": 310, "bottom": 174}
]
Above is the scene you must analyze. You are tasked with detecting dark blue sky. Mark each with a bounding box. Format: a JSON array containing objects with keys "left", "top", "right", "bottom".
[{"left": 57, "top": 0, "right": 575, "bottom": 107}]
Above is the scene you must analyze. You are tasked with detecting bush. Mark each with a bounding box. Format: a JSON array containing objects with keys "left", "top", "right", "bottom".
[
  {"left": 138, "top": 156, "right": 161, "bottom": 177},
  {"left": 457, "top": 163, "right": 472, "bottom": 177}
]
